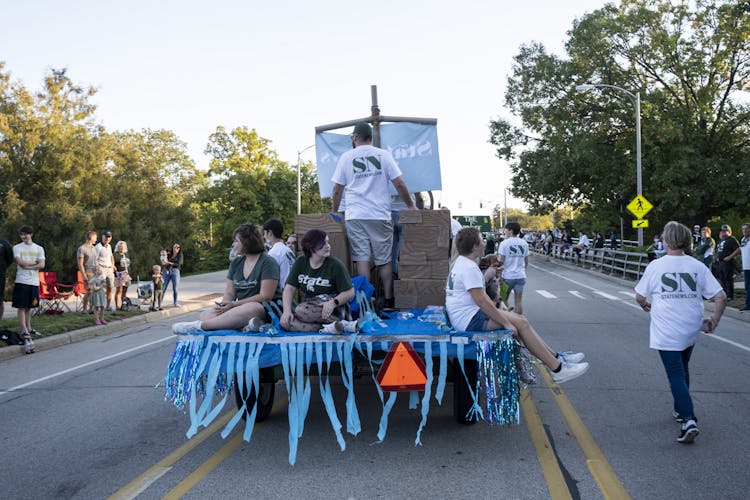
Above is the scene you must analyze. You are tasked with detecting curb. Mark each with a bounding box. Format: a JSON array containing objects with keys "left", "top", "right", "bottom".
[
  {"left": 0, "top": 300, "right": 210, "bottom": 363},
  {"left": 531, "top": 254, "right": 750, "bottom": 324}
]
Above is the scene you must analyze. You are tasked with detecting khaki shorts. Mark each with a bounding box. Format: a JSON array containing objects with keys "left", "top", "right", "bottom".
[{"left": 345, "top": 219, "right": 393, "bottom": 266}]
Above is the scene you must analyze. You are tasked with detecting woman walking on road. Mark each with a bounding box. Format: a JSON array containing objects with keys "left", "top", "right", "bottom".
[{"left": 635, "top": 221, "right": 726, "bottom": 444}]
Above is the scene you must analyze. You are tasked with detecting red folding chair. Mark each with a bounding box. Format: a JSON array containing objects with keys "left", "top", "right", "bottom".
[
  {"left": 34, "top": 272, "right": 75, "bottom": 315},
  {"left": 73, "top": 271, "right": 88, "bottom": 312}
]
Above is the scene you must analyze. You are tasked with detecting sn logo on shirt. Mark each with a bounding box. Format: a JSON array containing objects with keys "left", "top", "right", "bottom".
[
  {"left": 352, "top": 155, "right": 383, "bottom": 173},
  {"left": 508, "top": 245, "right": 525, "bottom": 255},
  {"left": 660, "top": 272, "right": 698, "bottom": 293}
]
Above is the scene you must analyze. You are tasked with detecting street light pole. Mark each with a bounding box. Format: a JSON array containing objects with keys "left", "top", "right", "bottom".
[
  {"left": 576, "top": 83, "right": 644, "bottom": 246},
  {"left": 297, "top": 144, "right": 315, "bottom": 215}
]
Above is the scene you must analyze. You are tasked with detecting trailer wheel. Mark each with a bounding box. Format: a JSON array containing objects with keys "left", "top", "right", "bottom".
[
  {"left": 233, "top": 368, "right": 275, "bottom": 422},
  {"left": 453, "top": 358, "right": 478, "bottom": 425}
]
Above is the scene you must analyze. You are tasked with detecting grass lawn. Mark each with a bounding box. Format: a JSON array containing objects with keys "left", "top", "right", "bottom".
[{"left": 1, "top": 308, "right": 146, "bottom": 339}]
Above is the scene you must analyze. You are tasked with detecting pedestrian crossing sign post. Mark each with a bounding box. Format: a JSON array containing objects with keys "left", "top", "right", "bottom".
[
  {"left": 632, "top": 219, "right": 649, "bottom": 228},
  {"left": 626, "top": 195, "right": 653, "bottom": 219}
]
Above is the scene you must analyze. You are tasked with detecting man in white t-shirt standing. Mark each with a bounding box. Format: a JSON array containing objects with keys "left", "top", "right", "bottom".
[
  {"left": 497, "top": 221, "right": 529, "bottom": 315},
  {"left": 95, "top": 230, "right": 116, "bottom": 310},
  {"left": 331, "top": 121, "right": 415, "bottom": 309},
  {"left": 12, "top": 225, "right": 46, "bottom": 352}
]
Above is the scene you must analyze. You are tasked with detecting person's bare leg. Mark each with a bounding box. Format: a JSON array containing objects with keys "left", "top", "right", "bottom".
[
  {"left": 378, "top": 262, "right": 394, "bottom": 300},
  {"left": 513, "top": 290, "right": 524, "bottom": 315},
  {"left": 487, "top": 314, "right": 559, "bottom": 369},
  {"left": 355, "top": 261, "right": 372, "bottom": 282},
  {"left": 198, "top": 303, "right": 266, "bottom": 331}
]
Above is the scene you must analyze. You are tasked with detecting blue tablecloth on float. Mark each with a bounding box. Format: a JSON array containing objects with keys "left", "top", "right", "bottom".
[{"left": 163, "top": 310, "right": 521, "bottom": 465}]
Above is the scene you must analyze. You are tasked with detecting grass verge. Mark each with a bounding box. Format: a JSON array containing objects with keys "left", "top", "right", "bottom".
[{"left": 1, "top": 308, "right": 146, "bottom": 340}]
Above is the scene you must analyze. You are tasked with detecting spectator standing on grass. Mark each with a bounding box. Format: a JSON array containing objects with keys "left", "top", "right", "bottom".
[
  {"left": 497, "top": 221, "right": 529, "bottom": 315},
  {"left": 113, "top": 240, "right": 132, "bottom": 310},
  {"left": 635, "top": 221, "right": 726, "bottom": 444},
  {"left": 94, "top": 230, "right": 115, "bottom": 310},
  {"left": 740, "top": 223, "right": 750, "bottom": 311},
  {"left": 0, "top": 235, "right": 14, "bottom": 320},
  {"left": 693, "top": 226, "right": 715, "bottom": 268},
  {"left": 76, "top": 231, "right": 97, "bottom": 313},
  {"left": 715, "top": 224, "right": 740, "bottom": 301},
  {"left": 89, "top": 266, "right": 107, "bottom": 326},
  {"left": 12, "top": 226, "right": 45, "bottom": 352}
]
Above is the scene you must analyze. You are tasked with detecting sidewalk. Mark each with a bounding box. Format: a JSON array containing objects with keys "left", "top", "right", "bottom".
[{"left": 1, "top": 270, "right": 228, "bottom": 362}]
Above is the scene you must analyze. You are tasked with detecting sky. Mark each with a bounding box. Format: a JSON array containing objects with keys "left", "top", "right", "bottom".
[{"left": 1, "top": 0, "right": 612, "bottom": 214}]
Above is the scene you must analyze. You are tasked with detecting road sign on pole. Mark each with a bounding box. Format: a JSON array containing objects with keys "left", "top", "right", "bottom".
[
  {"left": 632, "top": 219, "right": 649, "bottom": 228},
  {"left": 626, "top": 195, "right": 653, "bottom": 219}
]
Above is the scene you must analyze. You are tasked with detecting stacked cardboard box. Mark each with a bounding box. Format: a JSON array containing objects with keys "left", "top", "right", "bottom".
[
  {"left": 294, "top": 213, "right": 353, "bottom": 273},
  {"left": 395, "top": 209, "right": 451, "bottom": 308}
]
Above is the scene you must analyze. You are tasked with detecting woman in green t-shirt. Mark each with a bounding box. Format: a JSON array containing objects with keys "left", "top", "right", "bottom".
[
  {"left": 280, "top": 229, "right": 356, "bottom": 333},
  {"left": 172, "top": 223, "right": 280, "bottom": 333}
]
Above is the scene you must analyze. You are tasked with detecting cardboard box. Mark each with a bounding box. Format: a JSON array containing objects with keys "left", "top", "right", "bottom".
[
  {"left": 399, "top": 209, "right": 451, "bottom": 250},
  {"left": 398, "top": 259, "right": 449, "bottom": 280},
  {"left": 295, "top": 213, "right": 352, "bottom": 272},
  {"left": 394, "top": 278, "right": 446, "bottom": 309}
]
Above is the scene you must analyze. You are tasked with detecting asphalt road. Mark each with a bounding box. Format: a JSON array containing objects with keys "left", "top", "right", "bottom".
[{"left": 1, "top": 258, "right": 748, "bottom": 499}]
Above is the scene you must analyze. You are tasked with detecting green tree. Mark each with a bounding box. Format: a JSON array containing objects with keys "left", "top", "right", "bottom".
[
  {"left": 490, "top": 0, "right": 750, "bottom": 240},
  {"left": 192, "top": 126, "right": 326, "bottom": 265}
]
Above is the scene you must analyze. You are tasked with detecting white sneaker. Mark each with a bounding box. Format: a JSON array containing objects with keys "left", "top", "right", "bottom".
[
  {"left": 243, "top": 317, "right": 263, "bottom": 332},
  {"left": 172, "top": 321, "right": 202, "bottom": 334},
  {"left": 558, "top": 351, "right": 585, "bottom": 364},
  {"left": 340, "top": 319, "right": 359, "bottom": 333},
  {"left": 551, "top": 361, "right": 589, "bottom": 383},
  {"left": 319, "top": 321, "right": 343, "bottom": 334}
]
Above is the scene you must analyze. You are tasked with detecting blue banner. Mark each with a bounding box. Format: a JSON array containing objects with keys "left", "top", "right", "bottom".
[{"left": 315, "top": 122, "right": 442, "bottom": 197}]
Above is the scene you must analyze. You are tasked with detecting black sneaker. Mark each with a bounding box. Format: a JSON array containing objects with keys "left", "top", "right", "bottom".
[{"left": 677, "top": 419, "right": 699, "bottom": 444}]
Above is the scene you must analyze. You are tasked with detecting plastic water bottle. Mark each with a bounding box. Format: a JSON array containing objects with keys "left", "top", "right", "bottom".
[
  {"left": 397, "top": 312, "right": 415, "bottom": 320},
  {"left": 259, "top": 323, "right": 277, "bottom": 335}
]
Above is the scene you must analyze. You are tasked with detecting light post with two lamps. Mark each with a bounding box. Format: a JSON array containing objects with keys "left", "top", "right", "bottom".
[
  {"left": 296, "top": 144, "right": 315, "bottom": 215},
  {"left": 576, "top": 83, "right": 643, "bottom": 247}
]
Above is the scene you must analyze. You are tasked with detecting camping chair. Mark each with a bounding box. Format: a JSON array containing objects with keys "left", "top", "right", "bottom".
[
  {"left": 73, "top": 271, "right": 88, "bottom": 312},
  {"left": 34, "top": 271, "right": 75, "bottom": 316}
]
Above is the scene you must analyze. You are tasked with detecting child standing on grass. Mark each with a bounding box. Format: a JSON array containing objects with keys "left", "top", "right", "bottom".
[
  {"left": 89, "top": 267, "right": 107, "bottom": 325},
  {"left": 151, "top": 264, "right": 164, "bottom": 311}
]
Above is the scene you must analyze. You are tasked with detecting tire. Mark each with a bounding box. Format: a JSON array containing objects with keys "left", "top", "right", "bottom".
[
  {"left": 453, "top": 358, "right": 478, "bottom": 425},
  {"left": 233, "top": 368, "right": 275, "bottom": 422}
]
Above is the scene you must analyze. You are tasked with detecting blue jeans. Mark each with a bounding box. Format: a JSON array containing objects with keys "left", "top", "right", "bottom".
[
  {"left": 162, "top": 269, "right": 180, "bottom": 305},
  {"left": 658, "top": 345, "right": 695, "bottom": 421},
  {"left": 744, "top": 270, "right": 750, "bottom": 308}
]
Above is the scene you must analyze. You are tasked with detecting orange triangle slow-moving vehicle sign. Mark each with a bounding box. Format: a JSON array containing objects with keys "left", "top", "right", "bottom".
[{"left": 376, "top": 341, "right": 427, "bottom": 391}]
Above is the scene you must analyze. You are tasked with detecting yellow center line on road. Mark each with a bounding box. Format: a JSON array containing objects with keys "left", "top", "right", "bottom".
[
  {"left": 520, "top": 389, "right": 573, "bottom": 500},
  {"left": 108, "top": 411, "right": 234, "bottom": 500},
  {"left": 538, "top": 369, "right": 632, "bottom": 500},
  {"left": 162, "top": 432, "right": 245, "bottom": 500}
]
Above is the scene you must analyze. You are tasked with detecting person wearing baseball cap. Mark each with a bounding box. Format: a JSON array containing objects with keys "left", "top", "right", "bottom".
[
  {"left": 330, "top": 121, "right": 417, "bottom": 309},
  {"left": 715, "top": 224, "right": 740, "bottom": 300}
]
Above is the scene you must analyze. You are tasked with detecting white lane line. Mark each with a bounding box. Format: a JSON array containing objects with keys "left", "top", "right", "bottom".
[
  {"left": 705, "top": 334, "right": 750, "bottom": 353},
  {"left": 0, "top": 336, "right": 174, "bottom": 395},
  {"left": 569, "top": 291, "right": 587, "bottom": 299},
  {"left": 593, "top": 291, "right": 619, "bottom": 300},
  {"left": 619, "top": 291, "right": 636, "bottom": 298},
  {"left": 536, "top": 290, "right": 558, "bottom": 299}
]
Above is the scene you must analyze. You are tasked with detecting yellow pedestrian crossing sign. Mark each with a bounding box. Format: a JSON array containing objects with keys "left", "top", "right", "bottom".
[
  {"left": 632, "top": 219, "right": 649, "bottom": 228},
  {"left": 626, "top": 195, "right": 653, "bottom": 219}
]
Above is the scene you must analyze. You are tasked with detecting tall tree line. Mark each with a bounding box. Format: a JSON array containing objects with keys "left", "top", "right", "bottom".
[
  {"left": 490, "top": 0, "right": 750, "bottom": 238},
  {"left": 0, "top": 63, "right": 326, "bottom": 289}
]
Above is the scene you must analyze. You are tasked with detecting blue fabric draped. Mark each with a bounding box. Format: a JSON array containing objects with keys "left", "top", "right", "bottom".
[{"left": 163, "top": 310, "right": 520, "bottom": 465}]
